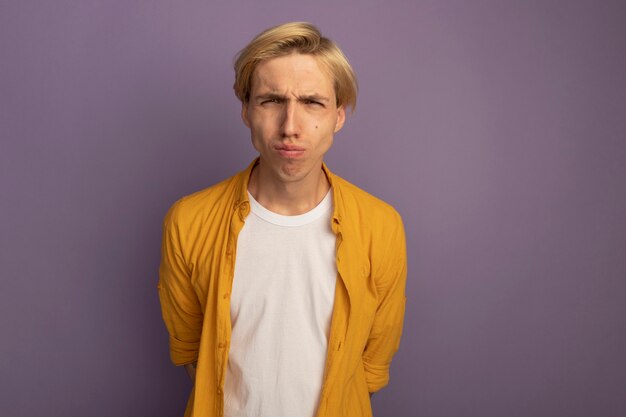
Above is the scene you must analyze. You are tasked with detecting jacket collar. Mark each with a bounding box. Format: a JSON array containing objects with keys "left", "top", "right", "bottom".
[
  {"left": 323, "top": 163, "right": 343, "bottom": 232},
  {"left": 234, "top": 158, "right": 343, "bottom": 229}
]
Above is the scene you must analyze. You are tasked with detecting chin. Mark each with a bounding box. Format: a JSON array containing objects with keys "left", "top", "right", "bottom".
[{"left": 279, "top": 165, "right": 304, "bottom": 180}]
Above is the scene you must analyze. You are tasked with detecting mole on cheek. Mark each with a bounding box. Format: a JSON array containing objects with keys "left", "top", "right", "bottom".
[{"left": 315, "top": 125, "right": 318, "bottom": 129}]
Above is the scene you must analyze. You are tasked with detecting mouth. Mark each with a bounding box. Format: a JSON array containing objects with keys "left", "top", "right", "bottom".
[{"left": 275, "top": 145, "right": 305, "bottom": 159}]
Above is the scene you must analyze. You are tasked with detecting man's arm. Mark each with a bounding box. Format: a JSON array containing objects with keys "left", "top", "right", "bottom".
[
  {"left": 362, "top": 211, "right": 407, "bottom": 393},
  {"left": 158, "top": 202, "right": 203, "bottom": 368}
]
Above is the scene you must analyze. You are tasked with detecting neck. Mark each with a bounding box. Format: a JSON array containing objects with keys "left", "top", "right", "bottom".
[{"left": 248, "top": 161, "right": 330, "bottom": 215}]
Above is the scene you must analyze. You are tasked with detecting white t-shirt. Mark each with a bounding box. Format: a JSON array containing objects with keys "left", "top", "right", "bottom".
[{"left": 224, "top": 189, "right": 337, "bottom": 417}]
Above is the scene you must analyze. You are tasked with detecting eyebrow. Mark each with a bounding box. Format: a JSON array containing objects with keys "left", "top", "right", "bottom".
[
  {"left": 253, "top": 93, "right": 331, "bottom": 103},
  {"left": 299, "top": 94, "right": 331, "bottom": 103},
  {"left": 254, "top": 93, "right": 284, "bottom": 102}
]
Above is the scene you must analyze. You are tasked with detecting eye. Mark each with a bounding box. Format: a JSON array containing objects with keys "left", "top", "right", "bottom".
[
  {"left": 304, "top": 99, "right": 323, "bottom": 106},
  {"left": 261, "top": 98, "right": 281, "bottom": 105}
]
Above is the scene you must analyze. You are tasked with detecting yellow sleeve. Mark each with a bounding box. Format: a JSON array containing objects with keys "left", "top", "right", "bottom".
[
  {"left": 362, "top": 211, "right": 407, "bottom": 392},
  {"left": 157, "top": 201, "right": 203, "bottom": 366}
]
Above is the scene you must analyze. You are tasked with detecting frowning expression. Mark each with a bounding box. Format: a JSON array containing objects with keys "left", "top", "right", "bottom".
[{"left": 242, "top": 53, "right": 346, "bottom": 183}]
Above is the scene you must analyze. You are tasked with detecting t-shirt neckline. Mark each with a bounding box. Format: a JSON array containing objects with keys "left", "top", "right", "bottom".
[{"left": 247, "top": 188, "right": 333, "bottom": 227}]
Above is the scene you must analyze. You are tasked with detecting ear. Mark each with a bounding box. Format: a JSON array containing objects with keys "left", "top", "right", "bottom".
[
  {"left": 334, "top": 105, "right": 346, "bottom": 133},
  {"left": 241, "top": 102, "right": 250, "bottom": 128}
]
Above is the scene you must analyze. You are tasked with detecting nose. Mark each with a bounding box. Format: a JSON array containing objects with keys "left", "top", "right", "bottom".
[{"left": 280, "top": 101, "right": 300, "bottom": 139}]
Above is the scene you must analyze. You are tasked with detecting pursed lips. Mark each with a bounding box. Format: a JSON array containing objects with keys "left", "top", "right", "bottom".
[{"left": 274, "top": 144, "right": 305, "bottom": 158}]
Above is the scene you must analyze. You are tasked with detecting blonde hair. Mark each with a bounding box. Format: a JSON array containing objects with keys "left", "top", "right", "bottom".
[{"left": 233, "top": 22, "right": 358, "bottom": 111}]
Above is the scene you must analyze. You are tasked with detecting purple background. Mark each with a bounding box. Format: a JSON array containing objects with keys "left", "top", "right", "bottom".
[{"left": 1, "top": 1, "right": 625, "bottom": 416}]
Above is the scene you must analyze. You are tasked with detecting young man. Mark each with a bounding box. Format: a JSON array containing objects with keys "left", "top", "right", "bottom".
[{"left": 158, "top": 22, "right": 407, "bottom": 417}]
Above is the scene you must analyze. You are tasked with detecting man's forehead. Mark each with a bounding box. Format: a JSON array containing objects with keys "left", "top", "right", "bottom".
[
  {"left": 252, "top": 84, "right": 330, "bottom": 97},
  {"left": 251, "top": 54, "right": 334, "bottom": 91}
]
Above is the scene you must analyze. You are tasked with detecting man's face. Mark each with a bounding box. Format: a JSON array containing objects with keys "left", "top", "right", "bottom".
[{"left": 242, "top": 53, "right": 346, "bottom": 183}]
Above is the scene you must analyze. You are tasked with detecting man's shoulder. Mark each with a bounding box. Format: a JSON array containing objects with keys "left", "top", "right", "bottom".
[
  {"left": 331, "top": 172, "right": 403, "bottom": 224},
  {"left": 164, "top": 170, "right": 244, "bottom": 227},
  {"left": 177, "top": 174, "right": 238, "bottom": 207}
]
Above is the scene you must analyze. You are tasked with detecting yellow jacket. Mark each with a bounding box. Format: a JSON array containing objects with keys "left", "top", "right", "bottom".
[{"left": 158, "top": 160, "right": 407, "bottom": 417}]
